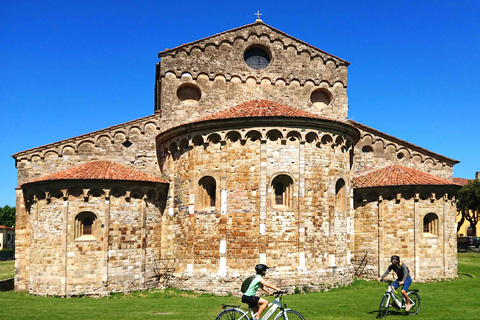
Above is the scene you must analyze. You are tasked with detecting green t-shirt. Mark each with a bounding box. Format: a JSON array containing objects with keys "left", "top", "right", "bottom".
[{"left": 244, "top": 275, "right": 263, "bottom": 296}]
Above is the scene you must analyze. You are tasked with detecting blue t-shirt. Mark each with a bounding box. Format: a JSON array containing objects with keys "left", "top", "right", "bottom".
[{"left": 244, "top": 275, "right": 263, "bottom": 296}]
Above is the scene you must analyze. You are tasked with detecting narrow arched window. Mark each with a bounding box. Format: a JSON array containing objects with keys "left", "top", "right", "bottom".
[
  {"left": 271, "top": 175, "right": 294, "bottom": 208},
  {"left": 423, "top": 213, "right": 439, "bottom": 236},
  {"left": 335, "top": 179, "right": 346, "bottom": 212},
  {"left": 198, "top": 176, "right": 217, "bottom": 210},
  {"left": 74, "top": 212, "right": 97, "bottom": 240}
]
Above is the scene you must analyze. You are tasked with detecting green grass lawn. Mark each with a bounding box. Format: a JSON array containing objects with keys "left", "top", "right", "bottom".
[
  {"left": 0, "top": 253, "right": 478, "bottom": 320},
  {"left": 0, "top": 261, "right": 14, "bottom": 280}
]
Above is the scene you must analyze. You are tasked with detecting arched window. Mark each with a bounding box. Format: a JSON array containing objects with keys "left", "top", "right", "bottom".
[
  {"left": 467, "top": 226, "right": 474, "bottom": 236},
  {"left": 335, "top": 179, "right": 346, "bottom": 212},
  {"left": 423, "top": 213, "right": 439, "bottom": 236},
  {"left": 271, "top": 175, "right": 294, "bottom": 208},
  {"left": 74, "top": 211, "right": 97, "bottom": 240},
  {"left": 198, "top": 176, "right": 216, "bottom": 210}
]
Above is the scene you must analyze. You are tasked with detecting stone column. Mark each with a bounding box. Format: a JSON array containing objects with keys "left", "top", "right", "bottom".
[
  {"left": 14, "top": 188, "right": 29, "bottom": 292},
  {"left": 140, "top": 196, "right": 147, "bottom": 288},
  {"left": 259, "top": 139, "right": 267, "bottom": 264},
  {"left": 297, "top": 141, "right": 306, "bottom": 272},
  {"left": 413, "top": 194, "right": 420, "bottom": 279},
  {"left": 218, "top": 175, "right": 227, "bottom": 276},
  {"left": 377, "top": 196, "right": 384, "bottom": 275},
  {"left": 61, "top": 196, "right": 69, "bottom": 296},
  {"left": 102, "top": 196, "right": 110, "bottom": 291}
]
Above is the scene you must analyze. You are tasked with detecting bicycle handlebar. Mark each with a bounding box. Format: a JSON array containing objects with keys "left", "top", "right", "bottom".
[{"left": 272, "top": 290, "right": 287, "bottom": 296}]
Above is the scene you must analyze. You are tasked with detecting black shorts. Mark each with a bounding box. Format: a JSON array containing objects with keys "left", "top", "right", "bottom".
[{"left": 241, "top": 295, "right": 260, "bottom": 308}]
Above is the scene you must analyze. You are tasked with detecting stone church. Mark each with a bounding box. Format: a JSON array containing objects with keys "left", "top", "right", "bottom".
[{"left": 13, "top": 18, "right": 460, "bottom": 297}]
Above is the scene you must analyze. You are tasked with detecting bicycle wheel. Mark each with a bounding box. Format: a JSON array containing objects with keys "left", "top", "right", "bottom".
[
  {"left": 378, "top": 295, "right": 390, "bottom": 318},
  {"left": 274, "top": 309, "right": 305, "bottom": 320},
  {"left": 216, "top": 309, "right": 249, "bottom": 320},
  {"left": 407, "top": 292, "right": 421, "bottom": 315}
]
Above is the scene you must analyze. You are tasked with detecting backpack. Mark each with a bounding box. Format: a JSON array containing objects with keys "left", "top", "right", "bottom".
[{"left": 240, "top": 275, "right": 255, "bottom": 293}]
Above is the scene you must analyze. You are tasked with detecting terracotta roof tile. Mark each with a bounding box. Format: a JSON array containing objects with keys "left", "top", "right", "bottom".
[
  {"left": 24, "top": 161, "right": 168, "bottom": 185},
  {"left": 194, "top": 99, "right": 333, "bottom": 123},
  {"left": 0, "top": 225, "right": 15, "bottom": 230},
  {"left": 452, "top": 177, "right": 471, "bottom": 186},
  {"left": 353, "top": 165, "right": 460, "bottom": 188}
]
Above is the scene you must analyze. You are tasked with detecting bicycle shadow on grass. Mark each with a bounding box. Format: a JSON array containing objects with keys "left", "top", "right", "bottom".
[{"left": 368, "top": 309, "right": 409, "bottom": 318}]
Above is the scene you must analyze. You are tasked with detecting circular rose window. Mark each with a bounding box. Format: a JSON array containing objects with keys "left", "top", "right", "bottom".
[{"left": 244, "top": 45, "right": 271, "bottom": 70}]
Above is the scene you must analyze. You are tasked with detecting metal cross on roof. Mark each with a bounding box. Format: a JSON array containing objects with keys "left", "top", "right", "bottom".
[{"left": 254, "top": 11, "right": 263, "bottom": 22}]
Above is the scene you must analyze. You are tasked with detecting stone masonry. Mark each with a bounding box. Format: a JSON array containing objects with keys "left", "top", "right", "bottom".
[{"left": 13, "top": 19, "right": 460, "bottom": 296}]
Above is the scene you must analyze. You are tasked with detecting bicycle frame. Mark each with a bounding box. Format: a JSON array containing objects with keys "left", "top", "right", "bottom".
[
  {"left": 220, "top": 292, "right": 292, "bottom": 320},
  {"left": 383, "top": 284, "right": 405, "bottom": 309}
]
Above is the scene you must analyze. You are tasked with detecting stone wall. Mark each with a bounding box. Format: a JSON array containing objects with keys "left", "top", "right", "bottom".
[
  {"left": 157, "top": 22, "right": 349, "bottom": 123},
  {"left": 354, "top": 186, "right": 457, "bottom": 280},
  {"left": 16, "top": 181, "right": 166, "bottom": 296},
  {"left": 351, "top": 121, "right": 457, "bottom": 179},
  {"left": 156, "top": 118, "right": 358, "bottom": 292}
]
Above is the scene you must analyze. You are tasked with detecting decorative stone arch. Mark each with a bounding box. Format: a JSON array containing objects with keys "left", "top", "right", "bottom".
[
  {"left": 129, "top": 188, "right": 146, "bottom": 200},
  {"left": 207, "top": 133, "right": 222, "bottom": 145},
  {"left": 191, "top": 135, "right": 205, "bottom": 147},
  {"left": 245, "top": 130, "right": 262, "bottom": 142},
  {"left": 178, "top": 138, "right": 190, "bottom": 153},
  {"left": 305, "top": 131, "right": 319, "bottom": 144},
  {"left": 87, "top": 188, "right": 105, "bottom": 200},
  {"left": 225, "top": 131, "right": 242, "bottom": 143},
  {"left": 109, "top": 186, "right": 126, "bottom": 198},
  {"left": 285, "top": 130, "right": 302, "bottom": 143},
  {"left": 67, "top": 186, "right": 84, "bottom": 200},
  {"left": 266, "top": 129, "right": 283, "bottom": 142}
]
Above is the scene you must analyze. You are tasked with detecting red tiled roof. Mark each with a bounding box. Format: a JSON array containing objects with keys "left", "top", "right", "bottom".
[
  {"left": 0, "top": 226, "right": 15, "bottom": 230},
  {"left": 195, "top": 99, "right": 332, "bottom": 123},
  {"left": 452, "top": 177, "right": 471, "bottom": 186},
  {"left": 353, "top": 165, "right": 460, "bottom": 188},
  {"left": 24, "top": 161, "right": 168, "bottom": 185}
]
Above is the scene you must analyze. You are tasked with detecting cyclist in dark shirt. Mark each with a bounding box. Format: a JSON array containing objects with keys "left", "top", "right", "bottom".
[{"left": 377, "top": 255, "right": 412, "bottom": 311}]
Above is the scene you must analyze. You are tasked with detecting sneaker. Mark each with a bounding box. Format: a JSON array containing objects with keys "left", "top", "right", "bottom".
[{"left": 405, "top": 305, "right": 412, "bottom": 312}]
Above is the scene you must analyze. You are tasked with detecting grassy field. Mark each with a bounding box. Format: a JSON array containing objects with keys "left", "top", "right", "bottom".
[
  {"left": 0, "top": 261, "right": 14, "bottom": 279},
  {"left": 0, "top": 252, "right": 478, "bottom": 320}
]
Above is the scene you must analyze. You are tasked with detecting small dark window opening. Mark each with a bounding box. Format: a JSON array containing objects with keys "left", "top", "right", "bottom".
[
  {"left": 83, "top": 218, "right": 93, "bottom": 235},
  {"left": 275, "top": 182, "right": 284, "bottom": 205},
  {"left": 208, "top": 184, "right": 216, "bottom": 207}
]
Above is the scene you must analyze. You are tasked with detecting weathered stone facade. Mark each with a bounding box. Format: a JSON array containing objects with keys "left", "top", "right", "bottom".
[{"left": 13, "top": 19, "right": 460, "bottom": 296}]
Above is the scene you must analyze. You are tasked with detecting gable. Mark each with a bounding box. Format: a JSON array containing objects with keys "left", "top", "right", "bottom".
[{"left": 155, "top": 20, "right": 350, "bottom": 123}]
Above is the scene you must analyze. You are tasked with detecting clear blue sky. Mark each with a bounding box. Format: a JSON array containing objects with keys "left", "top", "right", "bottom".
[{"left": 1, "top": 0, "right": 479, "bottom": 207}]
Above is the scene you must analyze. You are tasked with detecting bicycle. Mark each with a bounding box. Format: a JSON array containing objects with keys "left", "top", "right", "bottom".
[
  {"left": 378, "top": 280, "right": 421, "bottom": 318},
  {"left": 216, "top": 291, "right": 305, "bottom": 320}
]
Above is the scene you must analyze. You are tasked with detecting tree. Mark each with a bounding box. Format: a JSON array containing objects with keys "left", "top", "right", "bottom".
[
  {"left": 0, "top": 205, "right": 16, "bottom": 228},
  {"left": 457, "top": 180, "right": 480, "bottom": 236}
]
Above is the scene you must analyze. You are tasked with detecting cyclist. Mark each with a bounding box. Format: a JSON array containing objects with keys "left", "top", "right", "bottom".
[
  {"left": 377, "top": 255, "right": 412, "bottom": 311},
  {"left": 241, "top": 264, "right": 284, "bottom": 320}
]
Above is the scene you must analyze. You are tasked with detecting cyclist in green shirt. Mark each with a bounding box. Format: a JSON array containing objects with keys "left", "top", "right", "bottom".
[{"left": 241, "top": 264, "right": 284, "bottom": 320}]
